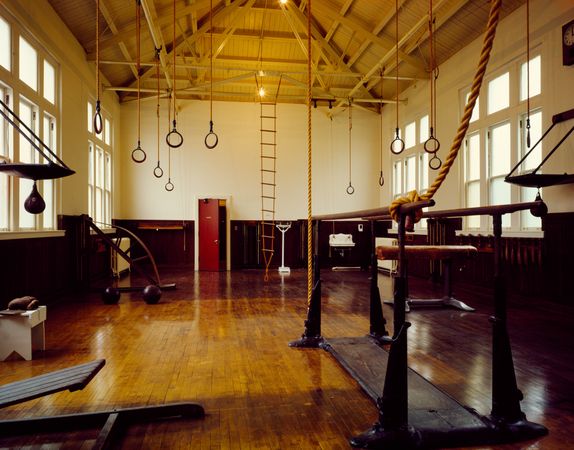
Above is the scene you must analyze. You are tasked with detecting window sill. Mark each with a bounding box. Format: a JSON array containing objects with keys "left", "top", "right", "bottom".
[{"left": 0, "top": 230, "right": 66, "bottom": 240}]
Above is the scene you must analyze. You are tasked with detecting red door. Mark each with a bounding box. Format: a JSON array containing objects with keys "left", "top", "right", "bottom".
[{"left": 199, "top": 198, "right": 221, "bottom": 271}]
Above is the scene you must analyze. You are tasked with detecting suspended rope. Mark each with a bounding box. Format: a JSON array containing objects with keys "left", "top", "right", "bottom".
[
  {"left": 390, "top": 0, "right": 503, "bottom": 222},
  {"left": 379, "top": 67, "right": 385, "bottom": 187},
  {"left": 390, "top": 0, "right": 404, "bottom": 155},
  {"left": 166, "top": 0, "right": 183, "bottom": 148},
  {"left": 346, "top": 100, "right": 355, "bottom": 195},
  {"left": 93, "top": 0, "right": 103, "bottom": 134},
  {"left": 132, "top": 0, "right": 146, "bottom": 163},
  {"left": 424, "top": 0, "right": 441, "bottom": 170},
  {"left": 525, "top": 0, "right": 531, "bottom": 148},
  {"left": 306, "top": 0, "right": 313, "bottom": 306},
  {"left": 153, "top": 47, "right": 163, "bottom": 178},
  {"left": 205, "top": 0, "right": 219, "bottom": 149},
  {"left": 165, "top": 91, "right": 174, "bottom": 191}
]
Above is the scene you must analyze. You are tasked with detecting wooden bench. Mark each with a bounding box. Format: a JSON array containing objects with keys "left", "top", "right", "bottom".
[
  {"left": 377, "top": 245, "right": 478, "bottom": 312},
  {"left": 0, "top": 359, "right": 105, "bottom": 409},
  {"left": 0, "top": 358, "right": 204, "bottom": 448}
]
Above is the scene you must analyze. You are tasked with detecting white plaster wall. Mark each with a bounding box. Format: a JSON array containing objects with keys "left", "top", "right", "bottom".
[{"left": 119, "top": 100, "right": 381, "bottom": 220}]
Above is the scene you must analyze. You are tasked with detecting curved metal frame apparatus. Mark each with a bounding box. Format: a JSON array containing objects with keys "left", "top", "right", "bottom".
[
  {"left": 0, "top": 98, "right": 75, "bottom": 213},
  {"left": 505, "top": 107, "right": 574, "bottom": 188},
  {"left": 93, "top": 0, "right": 103, "bottom": 135},
  {"left": 87, "top": 218, "right": 175, "bottom": 291}
]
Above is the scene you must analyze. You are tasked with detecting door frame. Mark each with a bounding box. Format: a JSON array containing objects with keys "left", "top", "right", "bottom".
[{"left": 194, "top": 194, "right": 231, "bottom": 271}]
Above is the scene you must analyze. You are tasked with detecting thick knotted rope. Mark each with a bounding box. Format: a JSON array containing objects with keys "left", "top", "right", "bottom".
[{"left": 390, "top": 0, "right": 502, "bottom": 222}]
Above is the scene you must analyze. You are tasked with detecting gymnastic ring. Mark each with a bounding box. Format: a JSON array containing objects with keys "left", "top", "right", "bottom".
[
  {"left": 390, "top": 136, "right": 405, "bottom": 155},
  {"left": 204, "top": 121, "right": 219, "bottom": 149},
  {"left": 93, "top": 101, "right": 103, "bottom": 135},
  {"left": 165, "top": 179, "right": 174, "bottom": 191},
  {"left": 204, "top": 132, "right": 218, "bottom": 149},
  {"left": 131, "top": 142, "right": 146, "bottom": 163},
  {"left": 153, "top": 163, "right": 163, "bottom": 178},
  {"left": 346, "top": 183, "right": 355, "bottom": 195},
  {"left": 424, "top": 136, "right": 441, "bottom": 154},
  {"left": 378, "top": 171, "right": 385, "bottom": 187},
  {"left": 166, "top": 120, "right": 184, "bottom": 148},
  {"left": 429, "top": 154, "right": 442, "bottom": 170}
]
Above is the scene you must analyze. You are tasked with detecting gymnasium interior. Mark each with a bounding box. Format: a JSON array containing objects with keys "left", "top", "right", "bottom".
[{"left": 1, "top": 0, "right": 573, "bottom": 448}]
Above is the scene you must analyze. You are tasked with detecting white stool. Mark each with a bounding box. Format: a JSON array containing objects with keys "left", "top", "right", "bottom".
[{"left": 0, "top": 306, "right": 47, "bottom": 361}]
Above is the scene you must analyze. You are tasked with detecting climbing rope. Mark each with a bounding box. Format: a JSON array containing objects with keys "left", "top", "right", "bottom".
[
  {"left": 390, "top": 0, "right": 502, "bottom": 222},
  {"left": 306, "top": 0, "right": 313, "bottom": 306}
]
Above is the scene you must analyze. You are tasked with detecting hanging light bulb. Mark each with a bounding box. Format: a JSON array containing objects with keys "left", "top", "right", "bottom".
[
  {"left": 258, "top": 86, "right": 266, "bottom": 97},
  {"left": 24, "top": 181, "right": 46, "bottom": 214}
]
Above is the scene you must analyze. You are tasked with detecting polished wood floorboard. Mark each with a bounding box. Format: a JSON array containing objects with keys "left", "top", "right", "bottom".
[{"left": 0, "top": 268, "right": 573, "bottom": 449}]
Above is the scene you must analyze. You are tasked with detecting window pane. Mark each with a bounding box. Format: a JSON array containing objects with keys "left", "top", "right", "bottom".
[
  {"left": 0, "top": 174, "right": 7, "bottom": 229},
  {"left": 466, "top": 92, "right": 479, "bottom": 123},
  {"left": 520, "top": 55, "right": 541, "bottom": 101},
  {"left": 466, "top": 181, "right": 480, "bottom": 228},
  {"left": 490, "top": 176, "right": 511, "bottom": 227},
  {"left": 419, "top": 152, "right": 429, "bottom": 191},
  {"left": 88, "top": 143, "right": 93, "bottom": 184},
  {"left": 87, "top": 102, "right": 93, "bottom": 133},
  {"left": 404, "top": 121, "right": 416, "bottom": 149},
  {"left": 467, "top": 133, "right": 480, "bottom": 181},
  {"left": 105, "top": 152, "right": 111, "bottom": 190},
  {"left": 393, "top": 160, "right": 402, "bottom": 196},
  {"left": 19, "top": 179, "right": 35, "bottom": 228},
  {"left": 43, "top": 179, "right": 53, "bottom": 228},
  {"left": 104, "top": 118, "right": 110, "bottom": 144},
  {"left": 0, "top": 16, "right": 10, "bottom": 71},
  {"left": 88, "top": 185, "right": 93, "bottom": 218},
  {"left": 96, "top": 147, "right": 103, "bottom": 187},
  {"left": 490, "top": 122, "right": 511, "bottom": 177},
  {"left": 18, "top": 99, "right": 36, "bottom": 163},
  {"left": 405, "top": 156, "right": 416, "bottom": 191},
  {"left": 43, "top": 60, "right": 55, "bottom": 104},
  {"left": 19, "top": 36, "right": 38, "bottom": 91},
  {"left": 95, "top": 188, "right": 102, "bottom": 223},
  {"left": 419, "top": 115, "right": 429, "bottom": 143},
  {"left": 521, "top": 110, "right": 542, "bottom": 172},
  {"left": 487, "top": 72, "right": 509, "bottom": 114}
]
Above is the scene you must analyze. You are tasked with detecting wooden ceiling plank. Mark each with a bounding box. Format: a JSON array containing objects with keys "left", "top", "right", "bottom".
[
  {"left": 141, "top": 0, "right": 173, "bottom": 89},
  {"left": 211, "top": 0, "right": 257, "bottom": 61},
  {"left": 278, "top": 2, "right": 328, "bottom": 90},
  {"left": 324, "top": 0, "right": 355, "bottom": 43},
  {"left": 96, "top": 0, "right": 138, "bottom": 78},
  {"left": 313, "top": 1, "right": 426, "bottom": 72}
]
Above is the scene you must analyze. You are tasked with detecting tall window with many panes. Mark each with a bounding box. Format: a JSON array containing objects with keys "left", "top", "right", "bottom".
[
  {"left": 87, "top": 101, "right": 112, "bottom": 225},
  {"left": 390, "top": 115, "right": 432, "bottom": 229},
  {"left": 0, "top": 11, "right": 60, "bottom": 231},
  {"left": 462, "top": 54, "right": 542, "bottom": 231}
]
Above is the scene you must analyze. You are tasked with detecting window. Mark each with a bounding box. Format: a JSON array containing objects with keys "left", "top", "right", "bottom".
[
  {"left": 488, "top": 122, "right": 512, "bottom": 227},
  {"left": 520, "top": 55, "right": 541, "bottom": 101},
  {"left": 0, "top": 11, "right": 61, "bottom": 231},
  {"left": 19, "top": 36, "right": 37, "bottom": 91},
  {"left": 43, "top": 60, "right": 55, "bottom": 104},
  {"left": 87, "top": 100, "right": 113, "bottom": 225},
  {"left": 0, "top": 16, "right": 10, "bottom": 71},
  {"left": 464, "top": 132, "right": 481, "bottom": 228},
  {"left": 404, "top": 121, "right": 416, "bottom": 149},
  {"left": 487, "top": 72, "right": 509, "bottom": 115},
  {"left": 461, "top": 53, "right": 543, "bottom": 233}
]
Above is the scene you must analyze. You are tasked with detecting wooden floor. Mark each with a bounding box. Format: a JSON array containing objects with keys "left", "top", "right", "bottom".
[{"left": 0, "top": 267, "right": 573, "bottom": 449}]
